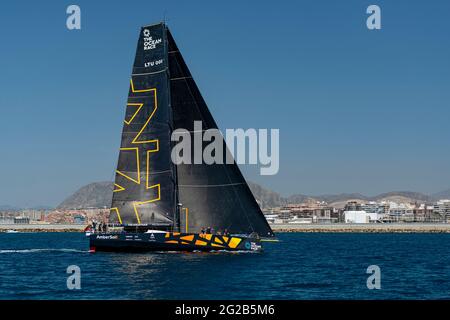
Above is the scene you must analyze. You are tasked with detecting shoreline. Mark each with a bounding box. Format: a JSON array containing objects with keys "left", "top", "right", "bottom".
[
  {"left": 0, "top": 224, "right": 85, "bottom": 232},
  {"left": 1, "top": 223, "right": 450, "bottom": 233},
  {"left": 270, "top": 223, "right": 450, "bottom": 233}
]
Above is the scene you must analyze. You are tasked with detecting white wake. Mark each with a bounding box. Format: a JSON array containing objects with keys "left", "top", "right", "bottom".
[{"left": 0, "top": 248, "right": 88, "bottom": 254}]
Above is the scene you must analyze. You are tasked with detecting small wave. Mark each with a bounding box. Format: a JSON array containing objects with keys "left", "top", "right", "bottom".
[
  {"left": 285, "top": 282, "right": 332, "bottom": 289},
  {"left": 184, "top": 249, "right": 259, "bottom": 254},
  {"left": 147, "top": 249, "right": 259, "bottom": 254},
  {"left": 0, "top": 248, "right": 88, "bottom": 254}
]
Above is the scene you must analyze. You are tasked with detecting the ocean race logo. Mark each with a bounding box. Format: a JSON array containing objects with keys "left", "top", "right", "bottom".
[
  {"left": 171, "top": 121, "right": 279, "bottom": 176},
  {"left": 66, "top": 5, "right": 81, "bottom": 30},
  {"left": 142, "top": 28, "right": 164, "bottom": 68},
  {"left": 143, "top": 29, "right": 162, "bottom": 50}
]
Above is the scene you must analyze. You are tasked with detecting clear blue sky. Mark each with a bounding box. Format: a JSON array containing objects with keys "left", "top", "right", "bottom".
[{"left": 1, "top": 0, "right": 449, "bottom": 207}]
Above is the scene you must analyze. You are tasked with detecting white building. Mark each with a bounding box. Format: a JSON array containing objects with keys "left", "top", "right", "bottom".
[
  {"left": 388, "top": 202, "right": 414, "bottom": 216},
  {"left": 344, "top": 210, "right": 381, "bottom": 223},
  {"left": 434, "top": 200, "right": 450, "bottom": 216}
]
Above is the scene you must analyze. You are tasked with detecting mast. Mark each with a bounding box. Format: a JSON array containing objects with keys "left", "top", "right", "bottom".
[{"left": 164, "top": 23, "right": 181, "bottom": 232}]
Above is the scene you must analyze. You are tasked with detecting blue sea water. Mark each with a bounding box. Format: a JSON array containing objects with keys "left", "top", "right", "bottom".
[{"left": 0, "top": 232, "right": 449, "bottom": 299}]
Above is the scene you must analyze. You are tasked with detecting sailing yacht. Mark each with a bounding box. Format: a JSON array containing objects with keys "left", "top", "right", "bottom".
[{"left": 89, "top": 22, "right": 275, "bottom": 252}]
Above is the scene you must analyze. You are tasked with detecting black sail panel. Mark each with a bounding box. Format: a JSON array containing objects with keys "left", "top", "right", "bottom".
[
  {"left": 110, "top": 23, "right": 175, "bottom": 225},
  {"left": 168, "top": 30, "right": 274, "bottom": 237}
]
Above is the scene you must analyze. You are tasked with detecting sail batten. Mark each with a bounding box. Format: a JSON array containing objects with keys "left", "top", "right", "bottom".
[
  {"left": 178, "top": 183, "right": 246, "bottom": 187},
  {"left": 132, "top": 68, "right": 168, "bottom": 76}
]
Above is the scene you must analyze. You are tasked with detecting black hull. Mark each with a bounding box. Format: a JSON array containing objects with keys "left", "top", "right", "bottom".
[{"left": 89, "top": 231, "right": 262, "bottom": 253}]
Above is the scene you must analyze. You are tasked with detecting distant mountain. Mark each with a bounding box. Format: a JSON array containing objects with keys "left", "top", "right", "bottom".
[
  {"left": 282, "top": 191, "right": 444, "bottom": 209},
  {"left": 432, "top": 189, "right": 450, "bottom": 201},
  {"left": 285, "top": 194, "right": 310, "bottom": 204},
  {"left": 314, "top": 193, "right": 369, "bottom": 203},
  {"left": 57, "top": 181, "right": 284, "bottom": 210},
  {"left": 57, "top": 181, "right": 113, "bottom": 209},
  {"left": 316, "top": 192, "right": 433, "bottom": 209},
  {"left": 57, "top": 181, "right": 450, "bottom": 210},
  {"left": 30, "top": 205, "right": 55, "bottom": 210},
  {"left": 373, "top": 191, "right": 433, "bottom": 203},
  {"left": 0, "top": 204, "right": 54, "bottom": 211},
  {"left": 0, "top": 205, "right": 21, "bottom": 211},
  {"left": 247, "top": 182, "right": 286, "bottom": 208}
]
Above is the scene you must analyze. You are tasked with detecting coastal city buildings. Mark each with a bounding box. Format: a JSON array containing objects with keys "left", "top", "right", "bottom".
[
  {"left": 264, "top": 199, "right": 450, "bottom": 224},
  {"left": 1, "top": 200, "right": 450, "bottom": 226},
  {"left": 435, "top": 200, "right": 450, "bottom": 217},
  {"left": 0, "top": 208, "right": 109, "bottom": 225},
  {"left": 264, "top": 201, "right": 338, "bottom": 224}
]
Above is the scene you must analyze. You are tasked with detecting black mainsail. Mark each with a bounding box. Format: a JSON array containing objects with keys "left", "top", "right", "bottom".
[
  {"left": 110, "top": 23, "right": 175, "bottom": 226},
  {"left": 110, "top": 23, "right": 274, "bottom": 238}
]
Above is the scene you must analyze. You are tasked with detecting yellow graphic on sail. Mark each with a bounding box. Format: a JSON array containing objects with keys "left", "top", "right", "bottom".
[
  {"left": 112, "top": 77, "right": 161, "bottom": 224},
  {"left": 124, "top": 103, "right": 144, "bottom": 125},
  {"left": 110, "top": 207, "right": 123, "bottom": 224},
  {"left": 129, "top": 79, "right": 159, "bottom": 145},
  {"left": 115, "top": 147, "right": 141, "bottom": 185},
  {"left": 133, "top": 184, "right": 161, "bottom": 224}
]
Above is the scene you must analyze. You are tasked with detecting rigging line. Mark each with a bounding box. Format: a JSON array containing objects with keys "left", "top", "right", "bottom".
[
  {"left": 124, "top": 125, "right": 170, "bottom": 130},
  {"left": 172, "top": 129, "right": 212, "bottom": 134},
  {"left": 170, "top": 77, "right": 193, "bottom": 81},
  {"left": 146, "top": 169, "right": 173, "bottom": 175},
  {"left": 165, "top": 28, "right": 179, "bottom": 232},
  {"left": 175, "top": 55, "right": 255, "bottom": 234},
  {"left": 125, "top": 128, "right": 170, "bottom": 132}
]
